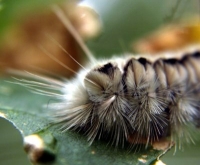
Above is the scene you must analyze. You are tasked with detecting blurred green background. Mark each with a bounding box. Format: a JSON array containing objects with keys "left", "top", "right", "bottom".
[{"left": 0, "top": 0, "right": 200, "bottom": 165}]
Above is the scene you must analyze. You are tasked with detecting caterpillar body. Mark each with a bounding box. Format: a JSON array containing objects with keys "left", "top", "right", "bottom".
[{"left": 22, "top": 49, "right": 200, "bottom": 149}]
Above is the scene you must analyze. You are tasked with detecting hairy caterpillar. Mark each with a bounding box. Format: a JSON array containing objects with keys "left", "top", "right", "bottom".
[
  {"left": 28, "top": 48, "right": 199, "bottom": 148},
  {"left": 14, "top": 5, "right": 200, "bottom": 150}
]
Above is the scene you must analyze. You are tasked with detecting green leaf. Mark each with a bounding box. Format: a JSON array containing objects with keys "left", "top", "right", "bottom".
[{"left": 0, "top": 81, "right": 165, "bottom": 165}]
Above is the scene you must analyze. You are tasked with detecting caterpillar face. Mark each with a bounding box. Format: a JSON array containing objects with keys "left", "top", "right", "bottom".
[{"left": 50, "top": 51, "right": 200, "bottom": 147}]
